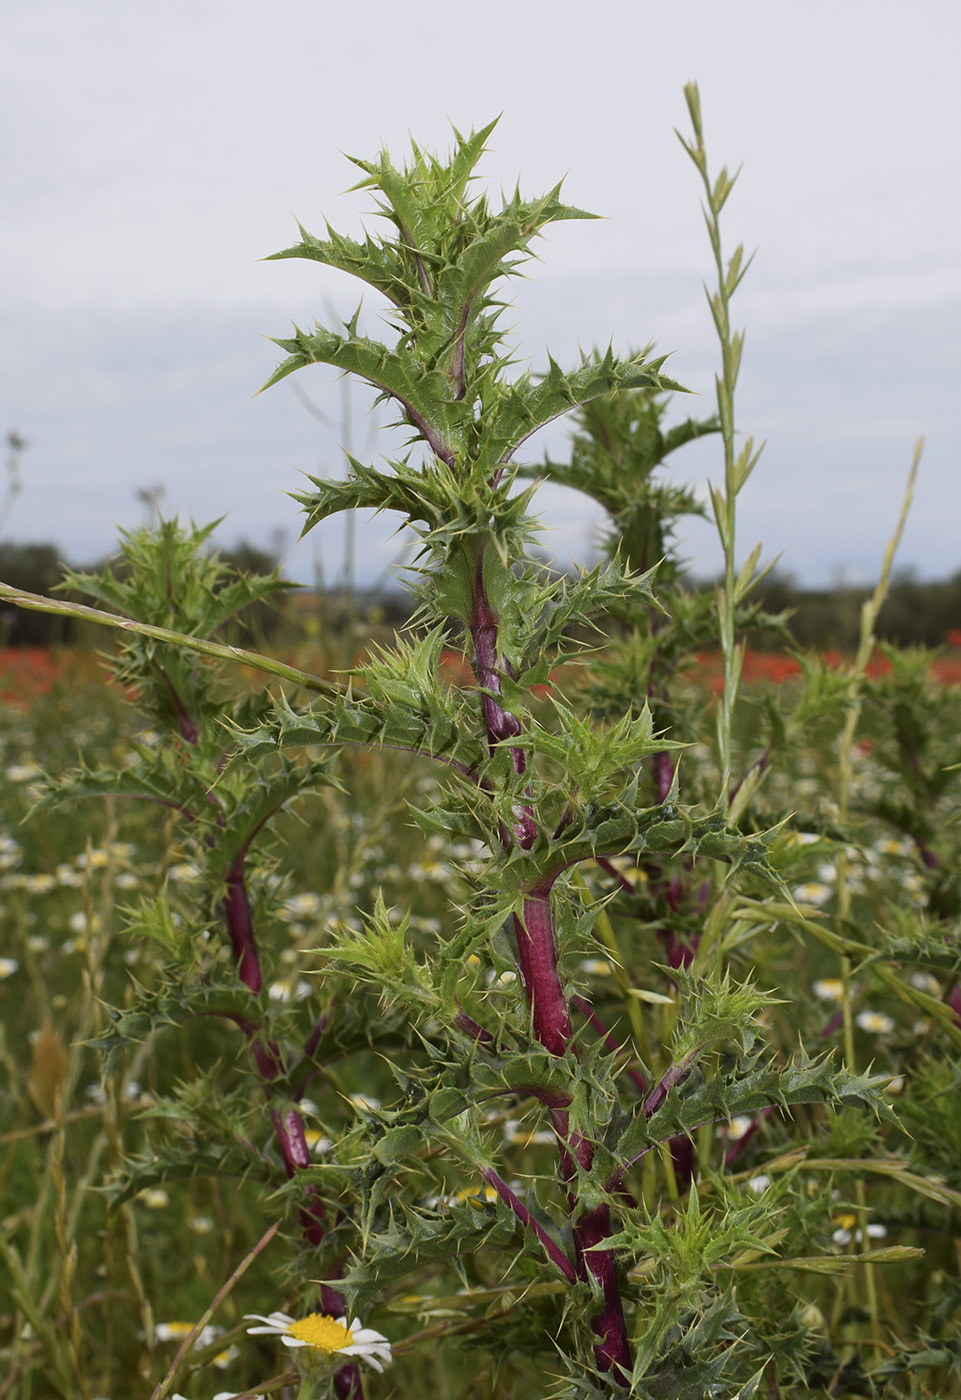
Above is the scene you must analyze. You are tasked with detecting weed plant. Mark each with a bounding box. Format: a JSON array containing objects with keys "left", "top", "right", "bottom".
[{"left": 2, "top": 89, "right": 961, "bottom": 1399}]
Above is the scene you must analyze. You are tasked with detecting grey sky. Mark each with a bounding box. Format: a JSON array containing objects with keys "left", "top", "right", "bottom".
[{"left": 2, "top": 0, "right": 958, "bottom": 589}]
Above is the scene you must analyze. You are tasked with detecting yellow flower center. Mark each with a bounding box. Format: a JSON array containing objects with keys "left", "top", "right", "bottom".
[{"left": 286, "top": 1313, "right": 354, "bottom": 1354}]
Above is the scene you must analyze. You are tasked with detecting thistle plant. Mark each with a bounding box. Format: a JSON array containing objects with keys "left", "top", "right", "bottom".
[
  {"left": 5, "top": 104, "right": 961, "bottom": 1400},
  {"left": 214, "top": 118, "right": 900, "bottom": 1395}
]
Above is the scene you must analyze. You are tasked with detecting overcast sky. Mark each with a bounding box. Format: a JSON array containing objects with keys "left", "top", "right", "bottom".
[{"left": 2, "top": 0, "right": 958, "bottom": 591}]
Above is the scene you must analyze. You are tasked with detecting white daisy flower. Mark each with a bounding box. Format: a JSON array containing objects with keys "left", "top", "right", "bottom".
[
  {"left": 303, "top": 1129, "right": 333, "bottom": 1156},
  {"left": 856, "top": 1010, "right": 895, "bottom": 1034},
  {"left": 155, "top": 1320, "right": 221, "bottom": 1345},
  {"left": 76, "top": 849, "right": 110, "bottom": 870},
  {"left": 23, "top": 873, "right": 57, "bottom": 894},
  {"left": 267, "top": 977, "right": 311, "bottom": 1003},
  {"left": 720, "top": 1115, "right": 754, "bottom": 1141},
  {"left": 0, "top": 957, "right": 20, "bottom": 979},
  {"left": 244, "top": 1311, "right": 392, "bottom": 1372},
  {"left": 6, "top": 763, "right": 42, "bottom": 783},
  {"left": 282, "top": 891, "right": 323, "bottom": 919},
  {"left": 793, "top": 882, "right": 832, "bottom": 907},
  {"left": 812, "top": 978, "right": 845, "bottom": 1002},
  {"left": 168, "top": 862, "right": 202, "bottom": 883},
  {"left": 746, "top": 1174, "right": 772, "bottom": 1193},
  {"left": 137, "top": 1188, "right": 169, "bottom": 1210},
  {"left": 347, "top": 1093, "right": 381, "bottom": 1112}
]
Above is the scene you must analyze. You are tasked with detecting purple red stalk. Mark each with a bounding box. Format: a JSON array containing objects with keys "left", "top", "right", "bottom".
[
  {"left": 223, "top": 862, "right": 263, "bottom": 994},
  {"left": 468, "top": 542, "right": 633, "bottom": 1382},
  {"left": 222, "top": 857, "right": 357, "bottom": 1395},
  {"left": 479, "top": 1167, "right": 577, "bottom": 1282},
  {"left": 469, "top": 548, "right": 537, "bottom": 848},
  {"left": 513, "top": 889, "right": 573, "bottom": 1057},
  {"left": 571, "top": 995, "right": 647, "bottom": 1097}
]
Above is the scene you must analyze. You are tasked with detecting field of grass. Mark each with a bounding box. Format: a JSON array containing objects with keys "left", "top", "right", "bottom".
[{"left": 1, "top": 638, "right": 961, "bottom": 1398}]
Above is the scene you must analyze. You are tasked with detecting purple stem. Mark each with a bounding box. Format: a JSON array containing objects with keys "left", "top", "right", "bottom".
[
  {"left": 596, "top": 856, "right": 635, "bottom": 895},
  {"left": 469, "top": 548, "right": 537, "bottom": 848},
  {"left": 223, "top": 861, "right": 263, "bottom": 994},
  {"left": 479, "top": 1167, "right": 577, "bottom": 1283},
  {"left": 651, "top": 750, "right": 676, "bottom": 804},
  {"left": 642, "top": 1053, "right": 698, "bottom": 1119},
  {"left": 466, "top": 541, "right": 631, "bottom": 1381},
  {"left": 513, "top": 887, "right": 573, "bottom": 1058},
  {"left": 271, "top": 1106, "right": 329, "bottom": 1247},
  {"left": 454, "top": 1004, "right": 497, "bottom": 1046},
  {"left": 157, "top": 666, "right": 198, "bottom": 744},
  {"left": 723, "top": 1106, "right": 774, "bottom": 1166},
  {"left": 574, "top": 1202, "right": 632, "bottom": 1384},
  {"left": 571, "top": 995, "right": 647, "bottom": 1097}
]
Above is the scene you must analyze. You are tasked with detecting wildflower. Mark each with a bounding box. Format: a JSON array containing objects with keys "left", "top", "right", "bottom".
[
  {"left": 427, "top": 1184, "right": 500, "bottom": 1209},
  {"left": 746, "top": 1174, "right": 772, "bottom": 1193},
  {"left": 348, "top": 1093, "right": 380, "bottom": 1112},
  {"left": 137, "top": 1188, "right": 170, "bottom": 1210},
  {"left": 188, "top": 1214, "right": 215, "bottom": 1234},
  {"left": 6, "top": 763, "right": 42, "bottom": 783},
  {"left": 0, "top": 957, "right": 19, "bottom": 979},
  {"left": 304, "top": 1129, "right": 333, "bottom": 1156},
  {"left": 55, "top": 863, "right": 83, "bottom": 887},
  {"left": 0, "top": 835, "right": 22, "bottom": 869},
  {"left": 813, "top": 979, "right": 845, "bottom": 1002},
  {"left": 174, "top": 1394, "right": 263, "bottom": 1400},
  {"left": 245, "top": 1311, "right": 392, "bottom": 1372},
  {"left": 579, "top": 958, "right": 612, "bottom": 976},
  {"left": 168, "top": 862, "right": 201, "bottom": 882},
  {"left": 282, "top": 892, "right": 323, "bottom": 919},
  {"left": 720, "top": 1115, "right": 754, "bottom": 1141},
  {"left": 910, "top": 971, "right": 940, "bottom": 996},
  {"left": 267, "top": 978, "right": 311, "bottom": 1003},
  {"left": 23, "top": 873, "right": 57, "bottom": 894},
  {"left": 155, "top": 1321, "right": 221, "bottom": 1345},
  {"left": 832, "top": 1220, "right": 889, "bottom": 1246},
  {"left": 76, "top": 849, "right": 110, "bottom": 870},
  {"left": 855, "top": 1010, "right": 895, "bottom": 1034},
  {"left": 792, "top": 882, "right": 832, "bottom": 907},
  {"left": 873, "top": 836, "right": 911, "bottom": 858},
  {"left": 68, "top": 911, "right": 100, "bottom": 935},
  {"left": 503, "top": 1119, "right": 555, "bottom": 1147}
]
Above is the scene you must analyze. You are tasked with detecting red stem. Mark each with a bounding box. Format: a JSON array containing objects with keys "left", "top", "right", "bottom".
[
  {"left": 467, "top": 539, "right": 632, "bottom": 1381},
  {"left": 479, "top": 1167, "right": 577, "bottom": 1282},
  {"left": 223, "top": 864, "right": 262, "bottom": 994},
  {"left": 513, "top": 888, "right": 572, "bottom": 1057}
]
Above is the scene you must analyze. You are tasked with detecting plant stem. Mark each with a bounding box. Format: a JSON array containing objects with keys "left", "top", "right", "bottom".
[
  {"left": 833, "top": 444, "right": 920, "bottom": 1360},
  {"left": 0, "top": 581, "right": 338, "bottom": 695}
]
